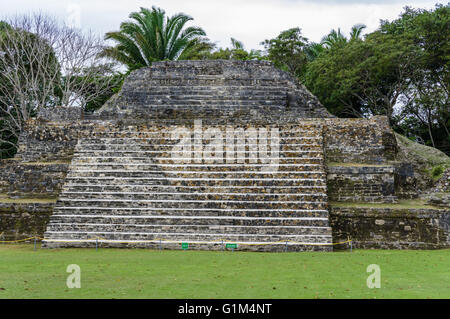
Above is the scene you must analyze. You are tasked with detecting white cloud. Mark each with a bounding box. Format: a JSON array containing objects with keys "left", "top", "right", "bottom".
[{"left": 0, "top": 0, "right": 445, "bottom": 49}]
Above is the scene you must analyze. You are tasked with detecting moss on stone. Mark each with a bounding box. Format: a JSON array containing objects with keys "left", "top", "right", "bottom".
[
  {"left": 327, "top": 162, "right": 390, "bottom": 167},
  {"left": 330, "top": 199, "right": 443, "bottom": 210},
  {"left": 430, "top": 164, "right": 447, "bottom": 182},
  {"left": 395, "top": 133, "right": 450, "bottom": 170},
  {"left": 22, "top": 161, "right": 71, "bottom": 165},
  {"left": 0, "top": 198, "right": 57, "bottom": 204}
]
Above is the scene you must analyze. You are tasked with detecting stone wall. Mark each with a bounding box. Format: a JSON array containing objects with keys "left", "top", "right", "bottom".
[
  {"left": 0, "top": 117, "right": 84, "bottom": 199},
  {"left": 322, "top": 116, "right": 400, "bottom": 203},
  {"left": 37, "top": 106, "right": 82, "bottom": 122},
  {"left": 0, "top": 159, "right": 18, "bottom": 194},
  {"left": 4, "top": 163, "right": 70, "bottom": 198},
  {"left": 0, "top": 203, "right": 54, "bottom": 240},
  {"left": 329, "top": 206, "right": 449, "bottom": 249},
  {"left": 16, "top": 120, "right": 81, "bottom": 162},
  {"left": 327, "top": 165, "right": 396, "bottom": 203},
  {"left": 323, "top": 116, "right": 397, "bottom": 164},
  {"left": 433, "top": 168, "right": 450, "bottom": 193}
]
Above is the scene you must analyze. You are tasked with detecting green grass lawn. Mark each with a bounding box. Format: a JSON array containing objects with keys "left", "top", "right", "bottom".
[{"left": 0, "top": 245, "right": 448, "bottom": 299}]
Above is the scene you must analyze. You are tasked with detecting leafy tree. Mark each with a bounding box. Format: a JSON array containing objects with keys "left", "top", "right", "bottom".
[
  {"left": 100, "top": 6, "right": 206, "bottom": 71},
  {"left": 67, "top": 64, "right": 125, "bottom": 113},
  {"left": 303, "top": 24, "right": 366, "bottom": 63},
  {"left": 304, "top": 4, "right": 449, "bottom": 154},
  {"left": 381, "top": 4, "right": 449, "bottom": 151},
  {"left": 207, "top": 38, "right": 263, "bottom": 61},
  {"left": 303, "top": 40, "right": 366, "bottom": 117},
  {"left": 261, "top": 28, "right": 309, "bottom": 77},
  {"left": 304, "top": 29, "right": 419, "bottom": 119},
  {"left": 305, "top": 42, "right": 325, "bottom": 61}
]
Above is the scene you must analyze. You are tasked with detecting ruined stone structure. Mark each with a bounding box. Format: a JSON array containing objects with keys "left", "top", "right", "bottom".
[{"left": 0, "top": 60, "right": 448, "bottom": 250}]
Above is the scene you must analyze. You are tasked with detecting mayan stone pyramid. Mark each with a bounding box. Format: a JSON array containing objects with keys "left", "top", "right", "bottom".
[{"left": 39, "top": 60, "right": 339, "bottom": 251}]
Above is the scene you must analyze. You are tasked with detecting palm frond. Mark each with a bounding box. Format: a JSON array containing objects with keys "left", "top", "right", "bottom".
[{"left": 101, "top": 6, "right": 206, "bottom": 70}]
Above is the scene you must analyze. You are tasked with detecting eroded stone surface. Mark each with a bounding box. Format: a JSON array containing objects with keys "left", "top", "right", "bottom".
[{"left": 330, "top": 206, "right": 449, "bottom": 249}]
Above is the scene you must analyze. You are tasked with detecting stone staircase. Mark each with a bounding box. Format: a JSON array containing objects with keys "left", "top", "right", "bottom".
[
  {"left": 119, "top": 85, "right": 289, "bottom": 120},
  {"left": 98, "top": 60, "right": 331, "bottom": 121},
  {"left": 43, "top": 122, "right": 333, "bottom": 251}
]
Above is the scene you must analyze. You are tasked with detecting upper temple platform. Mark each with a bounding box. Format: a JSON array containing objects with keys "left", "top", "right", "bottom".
[{"left": 97, "top": 60, "right": 333, "bottom": 124}]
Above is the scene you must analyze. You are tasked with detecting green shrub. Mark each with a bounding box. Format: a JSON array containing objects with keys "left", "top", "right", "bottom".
[{"left": 431, "top": 165, "right": 444, "bottom": 180}]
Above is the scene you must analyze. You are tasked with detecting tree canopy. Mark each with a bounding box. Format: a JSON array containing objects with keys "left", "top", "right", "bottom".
[
  {"left": 261, "top": 28, "right": 309, "bottom": 78},
  {"left": 301, "top": 4, "right": 449, "bottom": 153}
]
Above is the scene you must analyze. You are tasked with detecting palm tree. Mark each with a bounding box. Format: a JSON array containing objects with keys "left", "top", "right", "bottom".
[
  {"left": 99, "top": 6, "right": 206, "bottom": 71},
  {"left": 305, "top": 42, "right": 325, "bottom": 61},
  {"left": 230, "top": 38, "right": 263, "bottom": 60},
  {"left": 321, "top": 24, "right": 366, "bottom": 49},
  {"left": 349, "top": 24, "right": 367, "bottom": 41},
  {"left": 321, "top": 28, "right": 347, "bottom": 48},
  {"left": 230, "top": 37, "right": 245, "bottom": 50}
]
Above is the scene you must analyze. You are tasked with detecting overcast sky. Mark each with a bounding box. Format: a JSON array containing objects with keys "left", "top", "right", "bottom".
[{"left": 1, "top": 0, "right": 446, "bottom": 50}]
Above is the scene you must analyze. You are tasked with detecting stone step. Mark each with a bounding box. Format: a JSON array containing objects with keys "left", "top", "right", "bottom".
[
  {"left": 43, "top": 230, "right": 332, "bottom": 243},
  {"left": 58, "top": 192, "right": 327, "bottom": 201},
  {"left": 46, "top": 223, "right": 332, "bottom": 236},
  {"left": 130, "top": 84, "right": 288, "bottom": 91},
  {"left": 130, "top": 86, "right": 288, "bottom": 93},
  {"left": 63, "top": 177, "right": 327, "bottom": 187},
  {"left": 76, "top": 139, "right": 322, "bottom": 147},
  {"left": 42, "top": 239, "right": 332, "bottom": 252},
  {"left": 51, "top": 208, "right": 329, "bottom": 219},
  {"left": 72, "top": 153, "right": 324, "bottom": 161},
  {"left": 142, "top": 92, "right": 287, "bottom": 99},
  {"left": 88, "top": 121, "right": 322, "bottom": 127},
  {"left": 74, "top": 143, "right": 323, "bottom": 152},
  {"left": 68, "top": 164, "right": 324, "bottom": 173},
  {"left": 66, "top": 171, "right": 327, "bottom": 179},
  {"left": 62, "top": 185, "right": 327, "bottom": 194},
  {"left": 125, "top": 84, "right": 289, "bottom": 91},
  {"left": 122, "top": 108, "right": 287, "bottom": 117},
  {"left": 72, "top": 157, "right": 324, "bottom": 165},
  {"left": 90, "top": 126, "right": 324, "bottom": 135},
  {"left": 142, "top": 79, "right": 291, "bottom": 87},
  {"left": 90, "top": 131, "right": 323, "bottom": 139},
  {"left": 136, "top": 99, "right": 286, "bottom": 106},
  {"left": 72, "top": 161, "right": 324, "bottom": 173},
  {"left": 78, "top": 136, "right": 322, "bottom": 144},
  {"left": 74, "top": 143, "right": 322, "bottom": 152},
  {"left": 142, "top": 92, "right": 286, "bottom": 98},
  {"left": 47, "top": 214, "right": 330, "bottom": 226},
  {"left": 55, "top": 199, "right": 328, "bottom": 210},
  {"left": 72, "top": 156, "right": 324, "bottom": 165}
]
